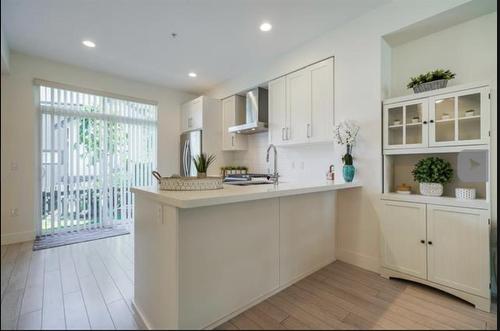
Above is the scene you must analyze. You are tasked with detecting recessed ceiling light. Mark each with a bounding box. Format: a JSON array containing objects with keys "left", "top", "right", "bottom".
[
  {"left": 188, "top": 72, "right": 197, "bottom": 78},
  {"left": 82, "top": 40, "right": 96, "bottom": 48},
  {"left": 260, "top": 22, "right": 272, "bottom": 32}
]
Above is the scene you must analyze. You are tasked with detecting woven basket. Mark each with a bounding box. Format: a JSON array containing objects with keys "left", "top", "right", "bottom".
[
  {"left": 413, "top": 79, "right": 448, "bottom": 93},
  {"left": 152, "top": 171, "right": 223, "bottom": 191}
]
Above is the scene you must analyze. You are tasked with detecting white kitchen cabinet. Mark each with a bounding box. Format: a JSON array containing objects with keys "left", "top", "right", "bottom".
[
  {"left": 272, "top": 57, "right": 334, "bottom": 146},
  {"left": 181, "top": 96, "right": 203, "bottom": 132},
  {"left": 308, "top": 58, "right": 334, "bottom": 143},
  {"left": 268, "top": 76, "right": 288, "bottom": 146},
  {"left": 380, "top": 199, "right": 491, "bottom": 311},
  {"left": 286, "top": 67, "right": 310, "bottom": 144},
  {"left": 383, "top": 83, "right": 490, "bottom": 151},
  {"left": 222, "top": 95, "right": 247, "bottom": 151},
  {"left": 429, "top": 87, "right": 490, "bottom": 147},
  {"left": 427, "top": 204, "right": 490, "bottom": 298},
  {"left": 380, "top": 201, "right": 427, "bottom": 279}
]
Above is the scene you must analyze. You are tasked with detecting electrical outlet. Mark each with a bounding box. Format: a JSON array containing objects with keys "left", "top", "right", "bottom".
[{"left": 10, "top": 208, "right": 19, "bottom": 217}]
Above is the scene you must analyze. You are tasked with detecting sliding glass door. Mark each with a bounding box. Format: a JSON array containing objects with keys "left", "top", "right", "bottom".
[{"left": 38, "top": 85, "right": 157, "bottom": 236}]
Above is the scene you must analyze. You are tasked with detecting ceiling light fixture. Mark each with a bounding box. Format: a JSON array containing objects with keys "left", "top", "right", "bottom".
[
  {"left": 82, "top": 40, "right": 96, "bottom": 48},
  {"left": 259, "top": 22, "right": 272, "bottom": 32},
  {"left": 188, "top": 72, "right": 197, "bottom": 78}
]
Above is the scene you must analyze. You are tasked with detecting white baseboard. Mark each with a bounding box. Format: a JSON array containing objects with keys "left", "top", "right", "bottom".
[
  {"left": 336, "top": 248, "right": 380, "bottom": 273},
  {"left": 1, "top": 230, "right": 35, "bottom": 245}
]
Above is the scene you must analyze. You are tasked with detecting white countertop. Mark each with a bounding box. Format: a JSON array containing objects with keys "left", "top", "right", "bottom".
[{"left": 131, "top": 181, "right": 361, "bottom": 208}]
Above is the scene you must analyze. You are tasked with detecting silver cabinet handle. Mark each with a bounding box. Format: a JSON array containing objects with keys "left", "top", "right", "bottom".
[
  {"left": 281, "top": 128, "right": 285, "bottom": 141},
  {"left": 231, "top": 135, "right": 235, "bottom": 147},
  {"left": 286, "top": 127, "right": 290, "bottom": 140},
  {"left": 306, "top": 124, "right": 311, "bottom": 138}
]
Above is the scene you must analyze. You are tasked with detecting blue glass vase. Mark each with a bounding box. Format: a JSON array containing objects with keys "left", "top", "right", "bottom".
[{"left": 343, "top": 165, "right": 355, "bottom": 182}]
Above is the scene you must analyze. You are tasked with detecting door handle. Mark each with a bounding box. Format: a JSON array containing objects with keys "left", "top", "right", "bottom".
[
  {"left": 428, "top": 241, "right": 433, "bottom": 245},
  {"left": 420, "top": 240, "right": 425, "bottom": 244},
  {"left": 423, "top": 121, "right": 428, "bottom": 124},
  {"left": 286, "top": 127, "right": 290, "bottom": 140},
  {"left": 429, "top": 120, "right": 435, "bottom": 124},
  {"left": 231, "top": 135, "right": 235, "bottom": 147},
  {"left": 282, "top": 128, "right": 285, "bottom": 141},
  {"left": 306, "top": 124, "right": 311, "bottom": 138}
]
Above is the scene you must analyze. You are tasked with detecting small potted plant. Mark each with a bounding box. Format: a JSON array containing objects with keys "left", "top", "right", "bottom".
[
  {"left": 407, "top": 69, "right": 456, "bottom": 93},
  {"left": 334, "top": 120, "right": 360, "bottom": 183},
  {"left": 412, "top": 157, "right": 453, "bottom": 196},
  {"left": 193, "top": 153, "right": 216, "bottom": 178}
]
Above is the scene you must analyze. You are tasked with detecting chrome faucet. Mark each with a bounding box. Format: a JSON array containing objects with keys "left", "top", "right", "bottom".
[{"left": 266, "top": 144, "right": 279, "bottom": 184}]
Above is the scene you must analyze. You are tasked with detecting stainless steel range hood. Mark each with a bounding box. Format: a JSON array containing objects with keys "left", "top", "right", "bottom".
[{"left": 228, "top": 87, "right": 268, "bottom": 134}]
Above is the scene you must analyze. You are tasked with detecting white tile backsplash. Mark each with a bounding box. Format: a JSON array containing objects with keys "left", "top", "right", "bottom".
[{"left": 228, "top": 132, "right": 336, "bottom": 182}]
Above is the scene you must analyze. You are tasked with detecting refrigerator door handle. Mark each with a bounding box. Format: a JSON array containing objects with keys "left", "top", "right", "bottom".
[
  {"left": 183, "top": 140, "right": 189, "bottom": 176},
  {"left": 186, "top": 141, "right": 192, "bottom": 176}
]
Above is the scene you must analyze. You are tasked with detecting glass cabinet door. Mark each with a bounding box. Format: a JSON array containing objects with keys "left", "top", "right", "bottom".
[
  {"left": 430, "top": 88, "right": 489, "bottom": 147},
  {"left": 384, "top": 101, "right": 428, "bottom": 149},
  {"left": 386, "top": 106, "right": 403, "bottom": 147}
]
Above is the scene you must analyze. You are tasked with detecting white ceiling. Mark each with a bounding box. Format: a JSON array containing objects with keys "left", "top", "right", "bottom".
[{"left": 2, "top": 0, "right": 388, "bottom": 94}]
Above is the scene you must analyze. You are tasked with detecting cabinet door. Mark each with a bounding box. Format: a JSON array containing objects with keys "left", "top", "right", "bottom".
[
  {"left": 380, "top": 201, "right": 427, "bottom": 279},
  {"left": 427, "top": 205, "right": 490, "bottom": 297},
  {"left": 181, "top": 103, "right": 191, "bottom": 132},
  {"left": 189, "top": 97, "right": 203, "bottom": 130},
  {"left": 429, "top": 87, "right": 490, "bottom": 147},
  {"left": 222, "top": 96, "right": 247, "bottom": 151},
  {"left": 308, "top": 58, "right": 334, "bottom": 143},
  {"left": 383, "top": 100, "right": 428, "bottom": 150},
  {"left": 268, "top": 77, "right": 288, "bottom": 145},
  {"left": 222, "top": 97, "right": 235, "bottom": 150},
  {"left": 286, "top": 67, "right": 310, "bottom": 144}
]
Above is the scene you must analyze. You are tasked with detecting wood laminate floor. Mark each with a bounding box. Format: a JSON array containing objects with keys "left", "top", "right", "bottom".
[{"left": 1, "top": 234, "right": 497, "bottom": 330}]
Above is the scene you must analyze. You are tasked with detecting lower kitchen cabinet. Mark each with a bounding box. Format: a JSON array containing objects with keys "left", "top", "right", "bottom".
[
  {"left": 380, "top": 200, "right": 491, "bottom": 311},
  {"left": 380, "top": 201, "right": 427, "bottom": 279},
  {"left": 427, "top": 204, "right": 490, "bottom": 298}
]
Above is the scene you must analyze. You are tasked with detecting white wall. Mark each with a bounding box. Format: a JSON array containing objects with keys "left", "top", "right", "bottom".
[
  {"left": 207, "top": 0, "right": 495, "bottom": 272},
  {"left": 390, "top": 12, "right": 497, "bottom": 97},
  {"left": 0, "top": 52, "right": 195, "bottom": 244}
]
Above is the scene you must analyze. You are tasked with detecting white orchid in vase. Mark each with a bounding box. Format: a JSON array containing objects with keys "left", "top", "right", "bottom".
[{"left": 334, "top": 120, "right": 360, "bottom": 167}]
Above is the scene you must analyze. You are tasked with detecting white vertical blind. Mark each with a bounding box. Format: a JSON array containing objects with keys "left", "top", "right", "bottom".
[{"left": 39, "top": 85, "right": 157, "bottom": 236}]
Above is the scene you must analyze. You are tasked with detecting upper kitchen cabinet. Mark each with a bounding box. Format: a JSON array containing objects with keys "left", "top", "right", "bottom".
[
  {"left": 181, "top": 96, "right": 203, "bottom": 132},
  {"left": 269, "top": 57, "right": 334, "bottom": 146},
  {"left": 383, "top": 83, "right": 490, "bottom": 152},
  {"left": 268, "top": 76, "right": 288, "bottom": 146},
  {"left": 222, "top": 95, "right": 248, "bottom": 151}
]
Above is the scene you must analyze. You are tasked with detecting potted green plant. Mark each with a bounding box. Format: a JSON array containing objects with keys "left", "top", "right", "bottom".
[
  {"left": 407, "top": 69, "right": 456, "bottom": 93},
  {"left": 193, "top": 153, "right": 216, "bottom": 178},
  {"left": 412, "top": 157, "right": 453, "bottom": 196}
]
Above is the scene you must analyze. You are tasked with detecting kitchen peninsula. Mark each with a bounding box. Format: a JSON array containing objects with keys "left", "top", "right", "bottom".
[{"left": 131, "top": 181, "right": 361, "bottom": 329}]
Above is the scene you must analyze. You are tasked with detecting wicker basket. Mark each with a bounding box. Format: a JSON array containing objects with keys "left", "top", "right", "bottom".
[
  {"left": 152, "top": 171, "right": 223, "bottom": 191},
  {"left": 413, "top": 79, "right": 448, "bottom": 93}
]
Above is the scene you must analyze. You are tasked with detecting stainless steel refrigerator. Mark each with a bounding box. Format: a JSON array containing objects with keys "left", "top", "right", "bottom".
[{"left": 180, "top": 130, "right": 202, "bottom": 177}]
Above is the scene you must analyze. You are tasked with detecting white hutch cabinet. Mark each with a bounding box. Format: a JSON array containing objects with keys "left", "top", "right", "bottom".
[
  {"left": 380, "top": 82, "right": 492, "bottom": 312},
  {"left": 384, "top": 83, "right": 490, "bottom": 150}
]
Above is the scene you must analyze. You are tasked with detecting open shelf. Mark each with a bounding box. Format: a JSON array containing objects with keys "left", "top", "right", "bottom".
[
  {"left": 381, "top": 192, "right": 489, "bottom": 210},
  {"left": 458, "top": 115, "right": 481, "bottom": 121}
]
